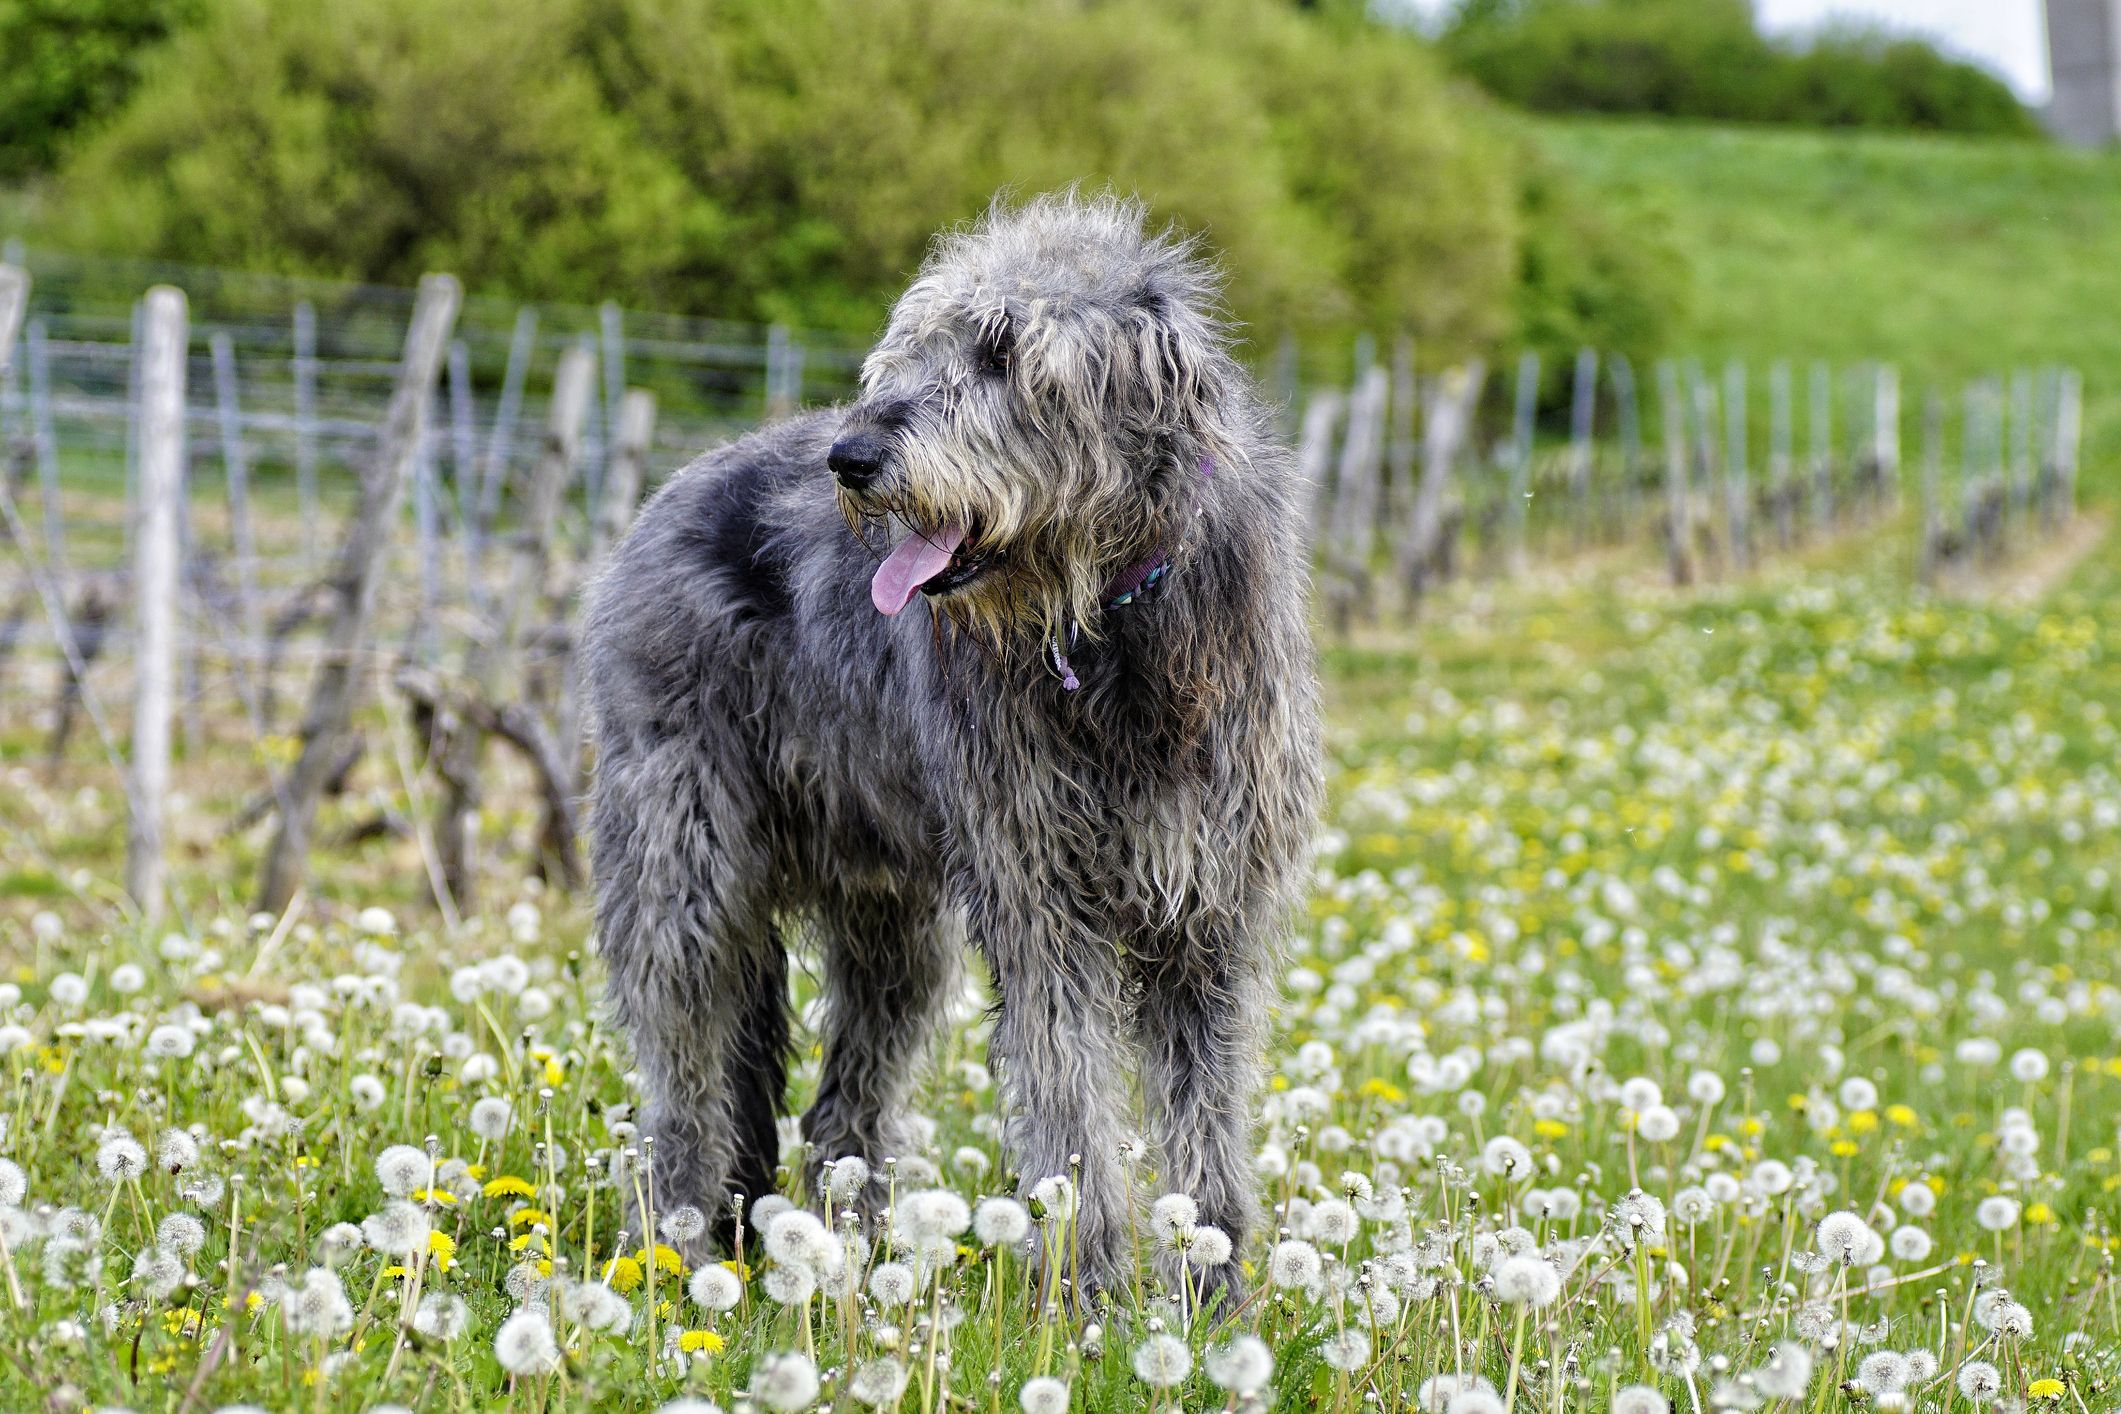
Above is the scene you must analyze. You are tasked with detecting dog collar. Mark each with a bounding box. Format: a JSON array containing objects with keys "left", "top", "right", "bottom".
[{"left": 1047, "top": 456, "right": 1214, "bottom": 692}]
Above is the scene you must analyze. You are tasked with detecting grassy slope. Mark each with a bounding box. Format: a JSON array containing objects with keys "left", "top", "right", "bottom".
[{"left": 1532, "top": 117, "right": 2121, "bottom": 483}]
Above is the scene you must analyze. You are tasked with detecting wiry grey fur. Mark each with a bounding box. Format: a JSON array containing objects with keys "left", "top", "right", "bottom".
[{"left": 583, "top": 193, "right": 1322, "bottom": 1308}]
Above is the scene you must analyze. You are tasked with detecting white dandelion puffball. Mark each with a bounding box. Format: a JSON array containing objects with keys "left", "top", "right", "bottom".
[
  {"left": 50, "top": 972, "right": 89, "bottom": 1007},
  {"left": 753, "top": 1351, "right": 821, "bottom": 1412},
  {"left": 1205, "top": 1335, "right": 1275, "bottom": 1395},
  {"left": 895, "top": 1188, "right": 971, "bottom": 1242},
  {"left": 561, "top": 1279, "right": 633, "bottom": 1333},
  {"left": 1018, "top": 1377, "right": 1070, "bottom": 1414},
  {"left": 356, "top": 906, "right": 397, "bottom": 936},
  {"left": 469, "top": 1097, "right": 513, "bottom": 1141},
  {"left": 1752, "top": 1342, "right": 1813, "bottom": 1400},
  {"left": 1492, "top": 1254, "right": 1561, "bottom": 1307},
  {"left": 1321, "top": 1327, "right": 1372, "bottom": 1372},
  {"left": 849, "top": 1357, "right": 909, "bottom": 1409},
  {"left": 1608, "top": 1190, "right": 1666, "bottom": 1249},
  {"left": 132, "top": 1245, "right": 186, "bottom": 1301},
  {"left": 157, "top": 1128, "right": 200, "bottom": 1172},
  {"left": 1613, "top": 1386, "right": 1669, "bottom": 1414},
  {"left": 660, "top": 1204, "right": 707, "bottom": 1246},
  {"left": 657, "top": 1402, "right": 725, "bottom": 1414},
  {"left": 360, "top": 1201, "right": 430, "bottom": 1257},
  {"left": 1837, "top": 1077, "right": 1878, "bottom": 1111},
  {"left": 868, "top": 1261, "right": 918, "bottom": 1307},
  {"left": 1184, "top": 1224, "right": 1235, "bottom": 1269},
  {"left": 1975, "top": 1195, "right": 2021, "bottom": 1231},
  {"left": 0, "top": 1158, "right": 25, "bottom": 1207},
  {"left": 1029, "top": 1174, "right": 1075, "bottom": 1220},
  {"left": 1418, "top": 1374, "right": 1500, "bottom": 1414},
  {"left": 1149, "top": 1192, "right": 1199, "bottom": 1239},
  {"left": 413, "top": 1293, "right": 469, "bottom": 1341},
  {"left": 1897, "top": 1181, "right": 1936, "bottom": 1217},
  {"left": 493, "top": 1309, "right": 560, "bottom": 1375},
  {"left": 1750, "top": 1159, "right": 1793, "bottom": 1196},
  {"left": 690, "top": 1263, "right": 743, "bottom": 1312},
  {"left": 1619, "top": 1076, "right": 1663, "bottom": 1111},
  {"left": 1307, "top": 1198, "right": 1359, "bottom": 1244},
  {"left": 1634, "top": 1105, "right": 1681, "bottom": 1143},
  {"left": 374, "top": 1145, "right": 433, "bottom": 1197},
  {"left": 1132, "top": 1333, "right": 1192, "bottom": 1388},
  {"left": 2009, "top": 1048, "right": 2049, "bottom": 1082},
  {"left": 158, "top": 1212, "right": 207, "bottom": 1257},
  {"left": 1957, "top": 1362, "right": 2003, "bottom": 1401},
  {"left": 1686, "top": 1071, "right": 1726, "bottom": 1105},
  {"left": 1814, "top": 1211, "right": 1882, "bottom": 1266},
  {"left": 974, "top": 1197, "right": 1031, "bottom": 1248},
  {"left": 97, "top": 1130, "right": 148, "bottom": 1182},
  {"left": 1856, "top": 1352, "right": 1908, "bottom": 1395},
  {"left": 1268, "top": 1239, "right": 1322, "bottom": 1289},
  {"left": 1888, "top": 1225, "right": 1932, "bottom": 1261},
  {"left": 824, "top": 1155, "right": 871, "bottom": 1199},
  {"left": 147, "top": 1024, "right": 195, "bottom": 1060},
  {"left": 762, "top": 1264, "right": 817, "bottom": 1305},
  {"left": 764, "top": 1210, "right": 842, "bottom": 1273},
  {"left": 1481, "top": 1135, "right": 1534, "bottom": 1180}
]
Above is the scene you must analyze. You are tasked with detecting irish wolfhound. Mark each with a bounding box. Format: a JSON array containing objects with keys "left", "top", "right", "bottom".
[{"left": 583, "top": 192, "right": 1321, "bottom": 1306}]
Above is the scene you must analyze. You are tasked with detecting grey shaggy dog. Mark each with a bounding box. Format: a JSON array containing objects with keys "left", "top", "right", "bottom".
[{"left": 582, "top": 192, "right": 1322, "bottom": 1306}]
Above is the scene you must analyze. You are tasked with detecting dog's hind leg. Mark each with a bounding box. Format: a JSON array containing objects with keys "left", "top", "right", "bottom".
[
  {"left": 1132, "top": 920, "right": 1271, "bottom": 1318},
  {"left": 591, "top": 733, "right": 789, "bottom": 1260},
  {"left": 800, "top": 882, "right": 960, "bottom": 1224}
]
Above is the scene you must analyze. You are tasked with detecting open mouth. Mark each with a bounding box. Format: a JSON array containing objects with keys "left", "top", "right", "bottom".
[{"left": 870, "top": 520, "right": 996, "bottom": 615}]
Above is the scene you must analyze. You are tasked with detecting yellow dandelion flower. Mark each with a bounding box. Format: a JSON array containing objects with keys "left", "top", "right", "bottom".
[
  {"left": 1829, "top": 1140, "right": 1860, "bottom": 1158},
  {"left": 1847, "top": 1111, "right": 1879, "bottom": 1134},
  {"left": 484, "top": 1175, "right": 536, "bottom": 1199},
  {"left": 2026, "top": 1202, "right": 2056, "bottom": 1225},
  {"left": 543, "top": 1058, "right": 565, "bottom": 1086},
  {"left": 1358, "top": 1078, "right": 1404, "bottom": 1103},
  {"left": 509, "top": 1232, "right": 550, "bottom": 1255},
  {"left": 1885, "top": 1104, "right": 1917, "bottom": 1128},
  {"left": 679, "top": 1329, "right": 724, "bottom": 1354},
  {"left": 429, "top": 1230, "right": 457, "bottom": 1270},
  {"left": 509, "top": 1208, "right": 554, "bottom": 1229},
  {"left": 1740, "top": 1118, "right": 1764, "bottom": 1137},
  {"left": 2028, "top": 1379, "right": 2064, "bottom": 1400},
  {"left": 1533, "top": 1119, "right": 1569, "bottom": 1140},
  {"left": 1269, "top": 1076, "right": 1289, "bottom": 1092},
  {"left": 607, "top": 1256, "right": 645, "bottom": 1292},
  {"left": 409, "top": 1187, "right": 458, "bottom": 1206},
  {"left": 636, "top": 1243, "right": 684, "bottom": 1275}
]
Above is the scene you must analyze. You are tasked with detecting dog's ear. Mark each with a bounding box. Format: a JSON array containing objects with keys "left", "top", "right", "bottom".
[{"left": 1127, "top": 284, "right": 1242, "bottom": 482}]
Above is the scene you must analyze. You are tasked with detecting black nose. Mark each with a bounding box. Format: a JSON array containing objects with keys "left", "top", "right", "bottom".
[{"left": 828, "top": 432, "right": 889, "bottom": 490}]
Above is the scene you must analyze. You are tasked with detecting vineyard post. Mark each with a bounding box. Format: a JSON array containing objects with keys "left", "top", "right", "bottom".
[
  {"left": 259, "top": 273, "right": 461, "bottom": 914},
  {"left": 1506, "top": 351, "right": 1540, "bottom": 574},
  {"left": 1656, "top": 360, "right": 1692, "bottom": 587},
  {"left": 128, "top": 286, "right": 189, "bottom": 921}
]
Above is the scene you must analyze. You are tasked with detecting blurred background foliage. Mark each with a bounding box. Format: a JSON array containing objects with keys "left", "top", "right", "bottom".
[
  {"left": 0, "top": 0, "right": 2042, "bottom": 373},
  {"left": 1438, "top": 0, "right": 2041, "bottom": 136}
]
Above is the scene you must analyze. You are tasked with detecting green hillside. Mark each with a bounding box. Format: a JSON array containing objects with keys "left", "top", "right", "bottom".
[{"left": 1530, "top": 118, "right": 2121, "bottom": 484}]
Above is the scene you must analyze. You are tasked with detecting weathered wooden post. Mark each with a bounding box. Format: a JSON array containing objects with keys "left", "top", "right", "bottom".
[
  {"left": 1686, "top": 363, "right": 1722, "bottom": 572},
  {"left": 476, "top": 306, "right": 539, "bottom": 565},
  {"left": 447, "top": 338, "right": 477, "bottom": 531},
  {"left": 129, "top": 286, "right": 188, "bottom": 921},
  {"left": 1566, "top": 348, "right": 1597, "bottom": 545},
  {"left": 292, "top": 300, "right": 321, "bottom": 565},
  {"left": 1808, "top": 361, "right": 1833, "bottom": 529},
  {"left": 1328, "top": 364, "right": 1388, "bottom": 627},
  {"left": 1506, "top": 351, "right": 1540, "bottom": 573},
  {"left": 1767, "top": 362, "right": 1793, "bottom": 546},
  {"left": 1656, "top": 360, "right": 1693, "bottom": 587},
  {"left": 2053, "top": 368, "right": 2082, "bottom": 526},
  {"left": 1609, "top": 353, "right": 1642, "bottom": 537},
  {"left": 1919, "top": 388, "right": 1943, "bottom": 586},
  {"left": 1401, "top": 361, "right": 1486, "bottom": 604},
  {"left": 1386, "top": 334, "right": 1416, "bottom": 524},
  {"left": 2007, "top": 368, "right": 2033, "bottom": 519},
  {"left": 765, "top": 324, "right": 794, "bottom": 421},
  {"left": 209, "top": 332, "right": 263, "bottom": 663},
  {"left": 591, "top": 387, "right": 657, "bottom": 565},
  {"left": 259, "top": 273, "right": 461, "bottom": 914},
  {"left": 1873, "top": 364, "right": 1901, "bottom": 508},
  {"left": 0, "top": 265, "right": 24, "bottom": 368},
  {"left": 1722, "top": 361, "right": 1750, "bottom": 573},
  {"left": 597, "top": 300, "right": 625, "bottom": 514},
  {"left": 25, "top": 321, "right": 64, "bottom": 575},
  {"left": 1295, "top": 389, "right": 1344, "bottom": 551}
]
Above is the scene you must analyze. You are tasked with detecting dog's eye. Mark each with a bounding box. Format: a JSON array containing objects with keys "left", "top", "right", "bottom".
[{"left": 977, "top": 325, "right": 1013, "bottom": 378}]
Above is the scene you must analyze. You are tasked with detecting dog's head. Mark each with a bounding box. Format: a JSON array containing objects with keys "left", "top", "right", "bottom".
[{"left": 832, "top": 192, "right": 1246, "bottom": 638}]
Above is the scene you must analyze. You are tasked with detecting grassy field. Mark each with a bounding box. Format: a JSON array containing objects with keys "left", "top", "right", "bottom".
[
  {"left": 1533, "top": 118, "right": 2121, "bottom": 486},
  {"left": 1, "top": 508, "right": 2117, "bottom": 1410}
]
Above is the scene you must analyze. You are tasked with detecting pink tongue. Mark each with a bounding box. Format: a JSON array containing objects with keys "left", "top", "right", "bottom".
[{"left": 871, "top": 523, "right": 968, "bottom": 615}]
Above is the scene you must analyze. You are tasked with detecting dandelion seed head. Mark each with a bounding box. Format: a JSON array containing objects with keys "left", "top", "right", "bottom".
[
  {"left": 1018, "top": 1377, "right": 1070, "bottom": 1414},
  {"left": 493, "top": 1309, "right": 560, "bottom": 1375},
  {"left": 96, "top": 1130, "right": 147, "bottom": 1182},
  {"left": 689, "top": 1262, "right": 743, "bottom": 1313},
  {"left": 849, "top": 1357, "right": 909, "bottom": 1408},
  {"left": 469, "top": 1096, "right": 513, "bottom": 1141},
  {"left": 973, "top": 1197, "right": 1031, "bottom": 1249},
  {"left": 1132, "top": 1333, "right": 1192, "bottom": 1388},
  {"left": 373, "top": 1145, "right": 432, "bottom": 1198},
  {"left": 753, "top": 1350, "right": 820, "bottom": 1412}
]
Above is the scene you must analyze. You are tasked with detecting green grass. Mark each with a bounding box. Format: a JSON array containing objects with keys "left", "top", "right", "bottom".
[
  {"left": 1533, "top": 117, "right": 2121, "bottom": 486},
  {"left": 1, "top": 514, "right": 2117, "bottom": 1410}
]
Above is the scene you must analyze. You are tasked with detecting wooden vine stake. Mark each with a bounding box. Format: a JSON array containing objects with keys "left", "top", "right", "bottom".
[
  {"left": 129, "top": 286, "right": 188, "bottom": 921},
  {"left": 259, "top": 273, "right": 461, "bottom": 913}
]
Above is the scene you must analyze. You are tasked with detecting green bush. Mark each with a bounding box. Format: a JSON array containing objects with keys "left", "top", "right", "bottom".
[
  {"left": 0, "top": 0, "right": 202, "bottom": 181},
  {"left": 31, "top": 0, "right": 1676, "bottom": 365},
  {"left": 1442, "top": 0, "right": 2042, "bottom": 138}
]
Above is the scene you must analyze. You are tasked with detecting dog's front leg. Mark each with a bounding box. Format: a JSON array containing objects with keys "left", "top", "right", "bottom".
[
  {"left": 1133, "top": 918, "right": 1270, "bottom": 1320},
  {"left": 972, "top": 882, "right": 1136, "bottom": 1306}
]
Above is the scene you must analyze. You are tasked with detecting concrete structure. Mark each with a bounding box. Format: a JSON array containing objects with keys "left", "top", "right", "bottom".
[{"left": 2047, "top": 0, "right": 2121, "bottom": 144}]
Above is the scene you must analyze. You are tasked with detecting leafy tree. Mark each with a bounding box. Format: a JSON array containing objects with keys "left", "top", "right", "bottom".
[{"left": 0, "top": 0, "right": 202, "bottom": 179}]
